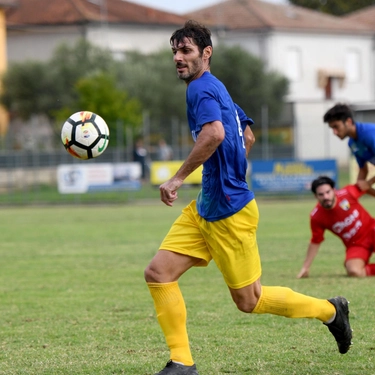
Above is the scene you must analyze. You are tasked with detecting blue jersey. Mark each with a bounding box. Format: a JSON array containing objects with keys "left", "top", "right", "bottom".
[
  {"left": 348, "top": 122, "right": 375, "bottom": 168},
  {"left": 234, "top": 103, "right": 254, "bottom": 132},
  {"left": 186, "top": 71, "right": 254, "bottom": 222}
]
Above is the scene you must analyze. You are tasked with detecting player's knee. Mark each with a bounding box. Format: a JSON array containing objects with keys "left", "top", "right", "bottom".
[
  {"left": 231, "top": 280, "right": 261, "bottom": 313},
  {"left": 346, "top": 268, "right": 365, "bottom": 277},
  {"left": 235, "top": 297, "right": 259, "bottom": 313},
  {"left": 345, "top": 259, "right": 367, "bottom": 277},
  {"left": 144, "top": 264, "right": 159, "bottom": 283}
]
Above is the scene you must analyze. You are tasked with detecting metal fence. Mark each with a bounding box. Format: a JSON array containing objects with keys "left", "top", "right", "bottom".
[{"left": 0, "top": 140, "right": 294, "bottom": 205}]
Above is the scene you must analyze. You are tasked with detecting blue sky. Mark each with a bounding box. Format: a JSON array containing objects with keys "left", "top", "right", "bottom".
[{"left": 126, "top": 0, "right": 287, "bottom": 15}]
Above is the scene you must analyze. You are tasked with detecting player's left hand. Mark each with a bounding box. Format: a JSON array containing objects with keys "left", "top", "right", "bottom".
[{"left": 159, "top": 177, "right": 183, "bottom": 206}]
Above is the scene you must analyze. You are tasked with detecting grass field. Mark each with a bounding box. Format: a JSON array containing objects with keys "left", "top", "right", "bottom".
[{"left": 1, "top": 196, "right": 375, "bottom": 375}]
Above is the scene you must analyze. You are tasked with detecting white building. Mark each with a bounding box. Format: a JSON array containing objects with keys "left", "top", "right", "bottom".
[
  {"left": 5, "top": 0, "right": 375, "bottom": 166},
  {"left": 5, "top": 0, "right": 186, "bottom": 62},
  {"left": 187, "top": 0, "right": 375, "bottom": 166}
]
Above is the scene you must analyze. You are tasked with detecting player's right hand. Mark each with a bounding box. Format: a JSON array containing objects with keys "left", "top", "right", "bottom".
[{"left": 159, "top": 177, "right": 183, "bottom": 206}]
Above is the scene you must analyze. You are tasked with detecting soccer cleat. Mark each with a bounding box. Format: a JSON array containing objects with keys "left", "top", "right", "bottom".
[
  {"left": 324, "top": 296, "right": 353, "bottom": 354},
  {"left": 155, "top": 360, "right": 199, "bottom": 375}
]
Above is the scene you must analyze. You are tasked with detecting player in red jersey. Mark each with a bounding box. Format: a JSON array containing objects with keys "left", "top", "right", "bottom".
[{"left": 297, "top": 176, "right": 375, "bottom": 278}]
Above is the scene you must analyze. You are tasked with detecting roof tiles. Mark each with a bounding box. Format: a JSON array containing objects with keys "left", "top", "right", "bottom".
[
  {"left": 344, "top": 5, "right": 375, "bottom": 30},
  {"left": 6, "top": 0, "right": 186, "bottom": 26},
  {"left": 185, "top": 0, "right": 373, "bottom": 34}
]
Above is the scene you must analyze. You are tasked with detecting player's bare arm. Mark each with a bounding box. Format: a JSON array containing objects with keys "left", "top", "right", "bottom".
[
  {"left": 297, "top": 242, "right": 321, "bottom": 278},
  {"left": 159, "top": 120, "right": 225, "bottom": 206},
  {"left": 356, "top": 179, "right": 371, "bottom": 192},
  {"left": 244, "top": 126, "right": 255, "bottom": 157},
  {"left": 357, "top": 164, "right": 375, "bottom": 196},
  {"left": 357, "top": 164, "right": 368, "bottom": 181},
  {"left": 357, "top": 173, "right": 375, "bottom": 192}
]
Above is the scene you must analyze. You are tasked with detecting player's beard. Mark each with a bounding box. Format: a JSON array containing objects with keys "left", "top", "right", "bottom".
[
  {"left": 321, "top": 198, "right": 335, "bottom": 209},
  {"left": 176, "top": 59, "right": 203, "bottom": 83}
]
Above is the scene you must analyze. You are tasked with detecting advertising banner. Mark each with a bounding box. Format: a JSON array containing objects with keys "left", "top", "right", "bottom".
[
  {"left": 151, "top": 161, "right": 202, "bottom": 186},
  {"left": 57, "top": 162, "right": 142, "bottom": 194},
  {"left": 251, "top": 159, "right": 337, "bottom": 193}
]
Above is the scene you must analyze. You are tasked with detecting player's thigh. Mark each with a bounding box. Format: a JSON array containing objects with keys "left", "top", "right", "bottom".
[
  {"left": 145, "top": 250, "right": 202, "bottom": 282},
  {"left": 205, "top": 199, "right": 262, "bottom": 289},
  {"left": 158, "top": 201, "right": 212, "bottom": 267}
]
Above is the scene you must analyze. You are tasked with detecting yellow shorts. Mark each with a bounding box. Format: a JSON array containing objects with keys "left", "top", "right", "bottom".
[{"left": 159, "top": 199, "right": 262, "bottom": 289}]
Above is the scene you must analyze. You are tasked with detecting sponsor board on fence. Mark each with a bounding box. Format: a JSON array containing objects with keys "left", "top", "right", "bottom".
[
  {"left": 150, "top": 161, "right": 202, "bottom": 186},
  {"left": 57, "top": 162, "right": 142, "bottom": 194},
  {"left": 250, "top": 159, "right": 337, "bottom": 193}
]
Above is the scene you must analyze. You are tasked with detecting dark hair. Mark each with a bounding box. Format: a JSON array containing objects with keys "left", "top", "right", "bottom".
[
  {"left": 311, "top": 176, "right": 335, "bottom": 194},
  {"left": 170, "top": 20, "right": 213, "bottom": 63},
  {"left": 323, "top": 103, "right": 354, "bottom": 123}
]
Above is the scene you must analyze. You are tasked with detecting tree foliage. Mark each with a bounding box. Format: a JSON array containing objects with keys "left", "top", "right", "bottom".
[
  {"left": 288, "top": 0, "right": 375, "bottom": 16},
  {"left": 55, "top": 73, "right": 142, "bottom": 146},
  {"left": 1, "top": 40, "right": 116, "bottom": 120},
  {"left": 115, "top": 49, "right": 187, "bottom": 139},
  {"left": 0, "top": 40, "right": 142, "bottom": 146},
  {"left": 1, "top": 61, "right": 59, "bottom": 119},
  {"left": 47, "top": 39, "right": 116, "bottom": 116},
  {"left": 211, "top": 44, "right": 289, "bottom": 127},
  {"left": 1, "top": 39, "right": 289, "bottom": 148},
  {"left": 75, "top": 73, "right": 142, "bottom": 129},
  {"left": 116, "top": 45, "right": 288, "bottom": 136}
]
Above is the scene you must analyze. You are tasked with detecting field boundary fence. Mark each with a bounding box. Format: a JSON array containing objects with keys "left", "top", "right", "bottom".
[{"left": 0, "top": 143, "right": 295, "bottom": 205}]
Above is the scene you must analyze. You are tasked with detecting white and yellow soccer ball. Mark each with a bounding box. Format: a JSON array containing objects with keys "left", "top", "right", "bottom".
[{"left": 61, "top": 111, "right": 110, "bottom": 160}]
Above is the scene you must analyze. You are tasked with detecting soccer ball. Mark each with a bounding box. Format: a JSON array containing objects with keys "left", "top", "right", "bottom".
[{"left": 61, "top": 111, "right": 110, "bottom": 159}]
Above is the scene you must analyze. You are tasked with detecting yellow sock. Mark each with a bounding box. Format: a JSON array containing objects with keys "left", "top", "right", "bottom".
[
  {"left": 252, "top": 286, "right": 335, "bottom": 322},
  {"left": 147, "top": 281, "right": 194, "bottom": 366}
]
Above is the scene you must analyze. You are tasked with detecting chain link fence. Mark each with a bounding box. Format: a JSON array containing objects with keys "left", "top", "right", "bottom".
[
  {"left": 0, "top": 142, "right": 294, "bottom": 205},
  {"left": 0, "top": 103, "right": 295, "bottom": 205}
]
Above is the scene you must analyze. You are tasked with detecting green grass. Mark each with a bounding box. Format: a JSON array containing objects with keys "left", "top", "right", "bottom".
[
  {"left": 1, "top": 197, "right": 375, "bottom": 374},
  {"left": 0, "top": 183, "right": 201, "bottom": 206}
]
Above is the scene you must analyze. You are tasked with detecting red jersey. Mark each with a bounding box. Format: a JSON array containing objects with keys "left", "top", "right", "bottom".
[{"left": 310, "top": 184, "right": 375, "bottom": 248}]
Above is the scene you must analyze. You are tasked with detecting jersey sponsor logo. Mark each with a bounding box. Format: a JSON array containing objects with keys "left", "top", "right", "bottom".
[
  {"left": 342, "top": 220, "right": 362, "bottom": 240},
  {"left": 332, "top": 209, "right": 359, "bottom": 234},
  {"left": 339, "top": 199, "right": 350, "bottom": 211},
  {"left": 337, "top": 189, "right": 348, "bottom": 197}
]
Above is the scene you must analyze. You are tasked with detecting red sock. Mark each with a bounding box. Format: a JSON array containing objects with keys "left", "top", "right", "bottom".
[{"left": 365, "top": 263, "right": 375, "bottom": 276}]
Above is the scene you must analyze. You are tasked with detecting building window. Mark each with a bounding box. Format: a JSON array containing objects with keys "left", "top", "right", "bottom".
[
  {"left": 286, "top": 48, "right": 302, "bottom": 81},
  {"left": 345, "top": 50, "right": 360, "bottom": 83},
  {"left": 317, "top": 69, "right": 346, "bottom": 100}
]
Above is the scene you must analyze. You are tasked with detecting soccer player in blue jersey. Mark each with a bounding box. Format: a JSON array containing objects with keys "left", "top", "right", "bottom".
[
  {"left": 144, "top": 20, "right": 352, "bottom": 375},
  {"left": 324, "top": 103, "right": 375, "bottom": 196}
]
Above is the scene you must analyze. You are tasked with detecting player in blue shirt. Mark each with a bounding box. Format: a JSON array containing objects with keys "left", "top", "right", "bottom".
[
  {"left": 323, "top": 103, "right": 375, "bottom": 196},
  {"left": 186, "top": 71, "right": 254, "bottom": 221},
  {"left": 144, "top": 21, "right": 352, "bottom": 375}
]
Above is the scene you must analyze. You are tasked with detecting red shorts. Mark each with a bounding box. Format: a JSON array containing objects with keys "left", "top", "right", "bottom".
[
  {"left": 345, "top": 226, "right": 375, "bottom": 264},
  {"left": 345, "top": 246, "right": 373, "bottom": 264}
]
